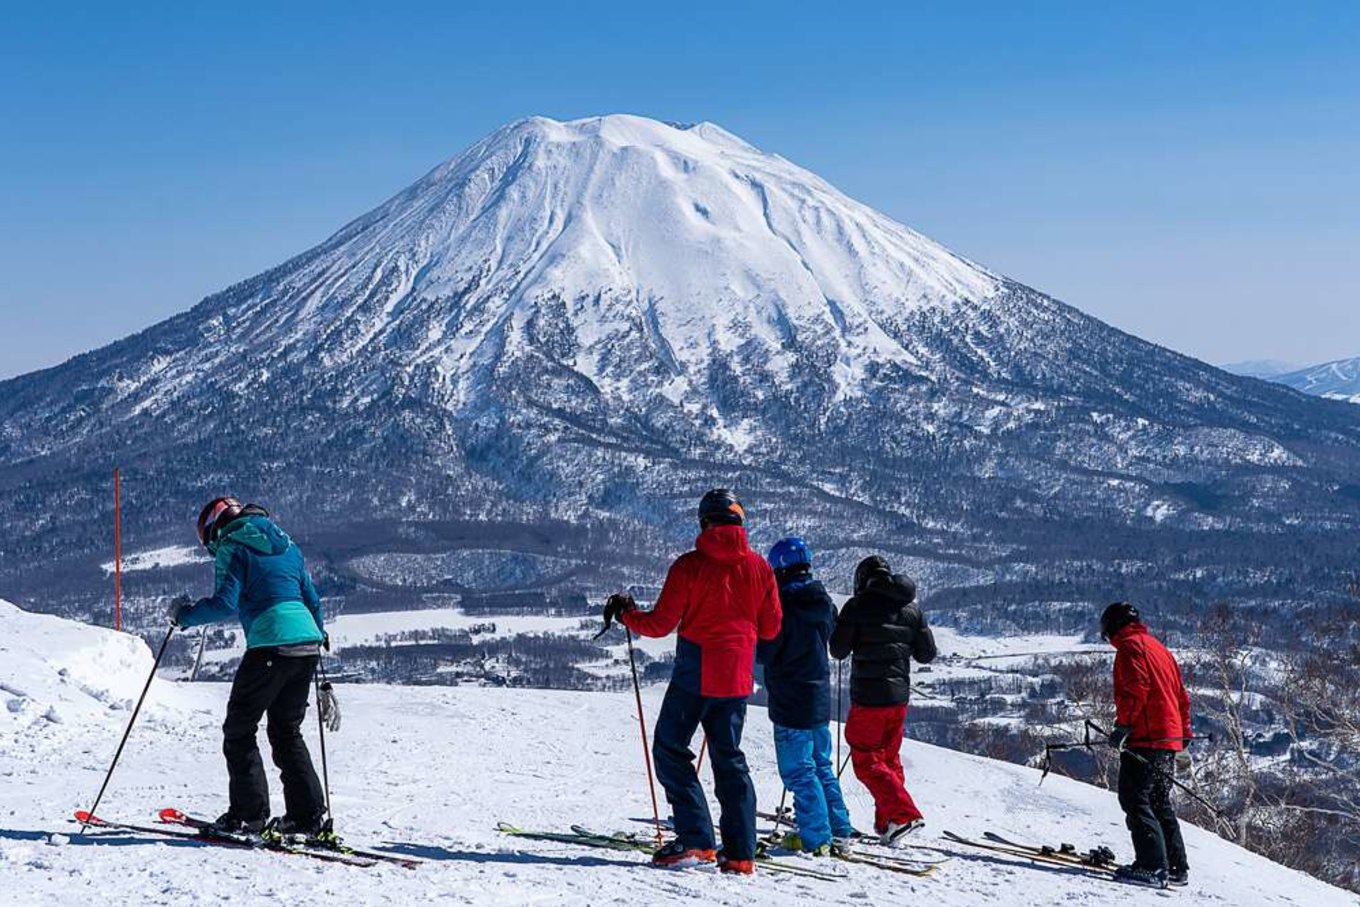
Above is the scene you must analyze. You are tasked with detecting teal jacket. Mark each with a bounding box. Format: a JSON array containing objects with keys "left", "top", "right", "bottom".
[{"left": 178, "top": 515, "right": 324, "bottom": 649}]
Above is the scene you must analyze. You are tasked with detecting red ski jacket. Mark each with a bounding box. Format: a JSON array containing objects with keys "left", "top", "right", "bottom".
[
  {"left": 1111, "top": 623, "right": 1192, "bottom": 751},
  {"left": 621, "top": 524, "right": 782, "bottom": 698}
]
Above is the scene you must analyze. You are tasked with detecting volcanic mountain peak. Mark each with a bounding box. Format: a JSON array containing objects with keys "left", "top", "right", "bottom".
[{"left": 188, "top": 114, "right": 1002, "bottom": 398}]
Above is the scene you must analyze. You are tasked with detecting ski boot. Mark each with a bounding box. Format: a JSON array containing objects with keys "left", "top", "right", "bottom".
[
  {"left": 881, "top": 818, "right": 925, "bottom": 847},
  {"left": 1114, "top": 864, "right": 1170, "bottom": 889},
  {"left": 651, "top": 839, "right": 717, "bottom": 868},
  {"left": 717, "top": 852, "right": 755, "bottom": 875},
  {"left": 202, "top": 812, "right": 266, "bottom": 838}
]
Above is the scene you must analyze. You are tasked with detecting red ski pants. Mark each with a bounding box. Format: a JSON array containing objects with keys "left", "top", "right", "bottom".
[{"left": 845, "top": 703, "right": 923, "bottom": 832}]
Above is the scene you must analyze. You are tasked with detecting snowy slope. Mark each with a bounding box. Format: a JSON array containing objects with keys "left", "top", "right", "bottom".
[
  {"left": 2, "top": 602, "right": 1353, "bottom": 906},
  {"left": 1270, "top": 356, "right": 1360, "bottom": 403}
]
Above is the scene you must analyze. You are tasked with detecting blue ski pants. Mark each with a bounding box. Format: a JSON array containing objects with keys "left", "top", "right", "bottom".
[
  {"left": 653, "top": 684, "right": 756, "bottom": 860},
  {"left": 773, "top": 723, "right": 855, "bottom": 849}
]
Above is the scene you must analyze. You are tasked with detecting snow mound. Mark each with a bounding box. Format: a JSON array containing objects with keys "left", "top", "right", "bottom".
[{"left": 0, "top": 599, "right": 185, "bottom": 745}]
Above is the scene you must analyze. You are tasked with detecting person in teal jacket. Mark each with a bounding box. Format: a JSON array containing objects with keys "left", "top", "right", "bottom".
[{"left": 171, "top": 497, "right": 329, "bottom": 838}]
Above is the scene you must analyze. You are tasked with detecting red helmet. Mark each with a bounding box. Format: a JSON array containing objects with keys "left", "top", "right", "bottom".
[{"left": 196, "top": 496, "right": 243, "bottom": 547}]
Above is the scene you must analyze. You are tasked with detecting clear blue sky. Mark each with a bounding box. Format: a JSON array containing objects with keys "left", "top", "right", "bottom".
[{"left": 2, "top": 1, "right": 1357, "bottom": 378}]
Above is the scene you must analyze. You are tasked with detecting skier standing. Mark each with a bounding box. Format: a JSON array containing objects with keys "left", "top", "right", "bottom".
[
  {"left": 829, "top": 555, "right": 936, "bottom": 847},
  {"left": 1101, "top": 601, "right": 1192, "bottom": 890},
  {"left": 604, "top": 489, "right": 782, "bottom": 874},
  {"left": 756, "top": 537, "right": 857, "bottom": 855},
  {"left": 169, "top": 497, "right": 329, "bottom": 839}
]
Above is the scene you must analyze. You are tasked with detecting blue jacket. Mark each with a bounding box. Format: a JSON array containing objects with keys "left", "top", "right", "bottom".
[
  {"left": 178, "top": 515, "right": 324, "bottom": 649},
  {"left": 756, "top": 577, "right": 836, "bottom": 729}
]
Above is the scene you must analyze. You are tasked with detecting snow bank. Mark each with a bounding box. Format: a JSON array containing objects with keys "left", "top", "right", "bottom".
[{"left": 0, "top": 600, "right": 191, "bottom": 753}]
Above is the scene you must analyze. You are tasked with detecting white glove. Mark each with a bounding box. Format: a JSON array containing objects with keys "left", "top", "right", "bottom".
[
  {"left": 167, "top": 593, "right": 193, "bottom": 627},
  {"left": 1175, "top": 750, "right": 1193, "bottom": 776},
  {"left": 317, "top": 681, "right": 341, "bottom": 733}
]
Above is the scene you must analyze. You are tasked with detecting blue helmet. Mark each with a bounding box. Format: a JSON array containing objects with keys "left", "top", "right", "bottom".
[{"left": 768, "top": 536, "right": 813, "bottom": 572}]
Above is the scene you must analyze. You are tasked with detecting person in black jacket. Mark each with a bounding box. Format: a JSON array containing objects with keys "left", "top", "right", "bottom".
[
  {"left": 829, "top": 555, "right": 937, "bottom": 847},
  {"left": 755, "top": 537, "right": 856, "bottom": 855}
]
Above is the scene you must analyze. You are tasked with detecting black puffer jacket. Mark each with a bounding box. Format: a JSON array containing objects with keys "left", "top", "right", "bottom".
[{"left": 829, "top": 574, "right": 937, "bottom": 707}]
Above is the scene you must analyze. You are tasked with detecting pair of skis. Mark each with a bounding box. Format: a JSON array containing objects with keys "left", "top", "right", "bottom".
[
  {"left": 495, "top": 822, "right": 845, "bottom": 881},
  {"left": 73, "top": 809, "right": 421, "bottom": 869},
  {"left": 754, "top": 810, "right": 946, "bottom": 877},
  {"left": 941, "top": 829, "right": 1119, "bottom": 877}
]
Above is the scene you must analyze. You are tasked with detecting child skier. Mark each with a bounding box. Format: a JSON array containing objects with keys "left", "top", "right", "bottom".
[
  {"left": 756, "top": 537, "right": 857, "bottom": 856},
  {"left": 829, "top": 555, "right": 936, "bottom": 847},
  {"left": 1101, "top": 601, "right": 1192, "bottom": 890},
  {"left": 169, "top": 497, "right": 329, "bottom": 839},
  {"left": 603, "top": 489, "right": 782, "bottom": 874}
]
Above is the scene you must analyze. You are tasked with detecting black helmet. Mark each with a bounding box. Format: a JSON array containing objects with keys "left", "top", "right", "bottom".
[
  {"left": 854, "top": 555, "right": 892, "bottom": 595},
  {"left": 197, "top": 496, "right": 244, "bottom": 547},
  {"left": 1099, "top": 601, "right": 1140, "bottom": 641},
  {"left": 698, "top": 488, "right": 745, "bottom": 526}
]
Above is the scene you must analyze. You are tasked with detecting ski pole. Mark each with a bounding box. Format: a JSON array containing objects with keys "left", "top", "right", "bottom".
[
  {"left": 316, "top": 659, "right": 333, "bottom": 821},
  {"left": 835, "top": 659, "right": 843, "bottom": 775},
  {"left": 1084, "top": 721, "right": 1228, "bottom": 821},
  {"left": 768, "top": 787, "right": 790, "bottom": 838},
  {"left": 696, "top": 736, "right": 707, "bottom": 778},
  {"left": 624, "top": 627, "right": 665, "bottom": 847},
  {"left": 81, "top": 625, "right": 176, "bottom": 833},
  {"left": 190, "top": 630, "right": 208, "bottom": 682}
]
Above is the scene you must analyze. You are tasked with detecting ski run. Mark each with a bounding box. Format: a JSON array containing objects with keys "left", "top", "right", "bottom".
[{"left": 1, "top": 600, "right": 1355, "bottom": 906}]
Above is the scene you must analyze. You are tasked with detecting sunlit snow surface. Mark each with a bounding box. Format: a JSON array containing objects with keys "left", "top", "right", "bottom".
[
  {"left": 100, "top": 546, "right": 208, "bottom": 576},
  {"left": 1, "top": 600, "right": 1352, "bottom": 906}
]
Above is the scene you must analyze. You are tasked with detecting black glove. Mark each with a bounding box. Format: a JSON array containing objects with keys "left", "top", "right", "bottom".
[
  {"left": 1108, "top": 725, "right": 1132, "bottom": 752},
  {"left": 322, "top": 632, "right": 331, "bottom": 653},
  {"left": 166, "top": 593, "right": 193, "bottom": 627},
  {"left": 601, "top": 593, "right": 637, "bottom": 630}
]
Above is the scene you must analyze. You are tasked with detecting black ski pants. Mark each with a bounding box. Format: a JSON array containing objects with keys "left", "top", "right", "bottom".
[
  {"left": 222, "top": 648, "right": 324, "bottom": 824},
  {"left": 1118, "top": 748, "right": 1188, "bottom": 872}
]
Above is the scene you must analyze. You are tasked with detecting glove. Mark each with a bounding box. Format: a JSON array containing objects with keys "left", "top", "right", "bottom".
[
  {"left": 602, "top": 593, "right": 637, "bottom": 628},
  {"left": 1175, "top": 750, "right": 1193, "bottom": 776},
  {"left": 166, "top": 593, "right": 193, "bottom": 627},
  {"left": 322, "top": 632, "right": 331, "bottom": 653},
  {"left": 317, "top": 681, "right": 341, "bottom": 733},
  {"left": 1108, "top": 725, "right": 1132, "bottom": 752}
]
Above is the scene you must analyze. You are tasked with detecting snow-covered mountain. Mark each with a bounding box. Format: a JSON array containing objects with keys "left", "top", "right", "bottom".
[
  {"left": 2, "top": 600, "right": 1354, "bottom": 905},
  {"left": 1219, "top": 359, "right": 1304, "bottom": 379},
  {"left": 3, "top": 114, "right": 1360, "bottom": 630},
  {"left": 1273, "top": 356, "right": 1360, "bottom": 403}
]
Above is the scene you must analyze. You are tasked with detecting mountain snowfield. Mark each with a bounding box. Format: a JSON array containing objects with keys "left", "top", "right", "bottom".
[{"left": 2, "top": 600, "right": 1353, "bottom": 906}]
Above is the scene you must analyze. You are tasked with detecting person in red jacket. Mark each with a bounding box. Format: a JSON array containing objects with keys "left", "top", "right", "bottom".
[
  {"left": 1102, "top": 601, "right": 1193, "bottom": 890},
  {"left": 603, "top": 489, "right": 782, "bottom": 874}
]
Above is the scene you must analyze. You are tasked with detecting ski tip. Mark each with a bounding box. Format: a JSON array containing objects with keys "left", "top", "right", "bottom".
[{"left": 158, "top": 808, "right": 186, "bottom": 824}]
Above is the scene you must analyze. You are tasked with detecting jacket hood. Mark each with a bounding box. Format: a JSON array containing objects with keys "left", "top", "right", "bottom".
[
  {"left": 217, "top": 515, "right": 292, "bottom": 556},
  {"left": 865, "top": 573, "right": 916, "bottom": 605},
  {"left": 781, "top": 578, "right": 831, "bottom": 615},
  {"left": 1110, "top": 621, "right": 1149, "bottom": 647},
  {"left": 695, "top": 524, "right": 751, "bottom": 563}
]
